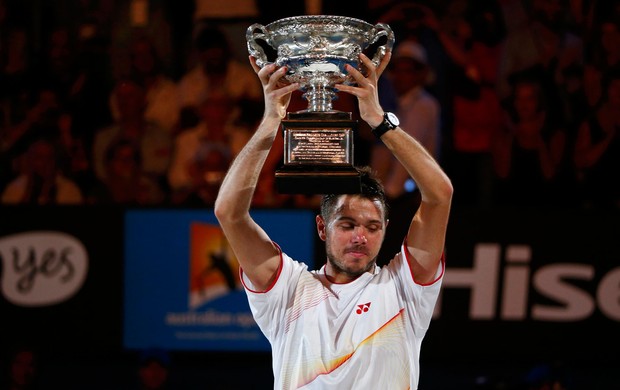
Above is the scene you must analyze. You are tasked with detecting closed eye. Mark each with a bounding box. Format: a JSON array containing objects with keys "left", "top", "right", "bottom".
[{"left": 367, "top": 225, "right": 380, "bottom": 233}]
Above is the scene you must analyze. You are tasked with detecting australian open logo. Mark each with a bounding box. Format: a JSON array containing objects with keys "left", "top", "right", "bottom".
[
  {"left": 187, "top": 222, "right": 241, "bottom": 309},
  {"left": 0, "top": 231, "right": 89, "bottom": 307}
]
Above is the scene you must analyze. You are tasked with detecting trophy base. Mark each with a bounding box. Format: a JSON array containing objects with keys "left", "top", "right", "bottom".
[
  {"left": 276, "top": 110, "right": 360, "bottom": 194},
  {"left": 275, "top": 166, "right": 361, "bottom": 194}
]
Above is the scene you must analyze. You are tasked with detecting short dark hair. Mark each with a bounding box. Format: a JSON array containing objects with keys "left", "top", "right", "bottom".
[{"left": 320, "top": 166, "right": 388, "bottom": 222}]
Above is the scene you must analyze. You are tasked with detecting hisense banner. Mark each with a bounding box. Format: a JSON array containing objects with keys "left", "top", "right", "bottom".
[{"left": 423, "top": 208, "right": 620, "bottom": 364}]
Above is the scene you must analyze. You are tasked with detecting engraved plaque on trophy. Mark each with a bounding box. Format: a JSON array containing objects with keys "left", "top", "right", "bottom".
[{"left": 246, "top": 15, "right": 394, "bottom": 194}]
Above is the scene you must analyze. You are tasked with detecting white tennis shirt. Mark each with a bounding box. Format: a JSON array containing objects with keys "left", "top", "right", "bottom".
[{"left": 242, "top": 242, "right": 444, "bottom": 389}]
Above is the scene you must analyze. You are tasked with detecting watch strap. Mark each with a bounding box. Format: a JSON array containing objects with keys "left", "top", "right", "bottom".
[{"left": 371, "top": 114, "right": 396, "bottom": 139}]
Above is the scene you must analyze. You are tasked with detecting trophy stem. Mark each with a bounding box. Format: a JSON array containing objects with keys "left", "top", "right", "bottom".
[{"left": 302, "top": 84, "right": 336, "bottom": 112}]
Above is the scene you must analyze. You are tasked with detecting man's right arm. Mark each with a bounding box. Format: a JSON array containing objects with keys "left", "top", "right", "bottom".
[{"left": 214, "top": 60, "right": 298, "bottom": 292}]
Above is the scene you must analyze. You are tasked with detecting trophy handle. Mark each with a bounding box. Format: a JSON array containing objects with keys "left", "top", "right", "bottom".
[
  {"left": 246, "top": 23, "right": 272, "bottom": 68},
  {"left": 370, "top": 23, "right": 395, "bottom": 67}
]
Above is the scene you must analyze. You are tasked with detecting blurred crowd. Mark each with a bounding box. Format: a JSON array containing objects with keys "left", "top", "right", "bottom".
[{"left": 0, "top": 0, "right": 618, "bottom": 212}]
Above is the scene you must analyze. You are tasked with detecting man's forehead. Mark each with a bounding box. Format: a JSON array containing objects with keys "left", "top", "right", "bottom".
[{"left": 333, "top": 195, "right": 385, "bottom": 219}]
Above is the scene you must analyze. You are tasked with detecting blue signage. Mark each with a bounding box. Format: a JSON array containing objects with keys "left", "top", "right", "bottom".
[{"left": 123, "top": 209, "right": 316, "bottom": 351}]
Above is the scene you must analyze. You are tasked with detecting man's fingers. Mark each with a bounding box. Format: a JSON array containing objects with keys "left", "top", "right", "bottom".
[
  {"left": 359, "top": 53, "right": 378, "bottom": 78},
  {"left": 249, "top": 55, "right": 261, "bottom": 73},
  {"left": 358, "top": 51, "right": 391, "bottom": 79},
  {"left": 267, "top": 66, "right": 289, "bottom": 88},
  {"left": 334, "top": 83, "right": 361, "bottom": 98},
  {"left": 275, "top": 82, "right": 300, "bottom": 97},
  {"left": 345, "top": 63, "right": 366, "bottom": 84},
  {"left": 257, "top": 63, "right": 275, "bottom": 82},
  {"left": 258, "top": 63, "right": 287, "bottom": 87}
]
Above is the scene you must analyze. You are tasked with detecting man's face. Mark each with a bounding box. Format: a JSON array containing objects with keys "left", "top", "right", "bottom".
[{"left": 317, "top": 195, "right": 387, "bottom": 281}]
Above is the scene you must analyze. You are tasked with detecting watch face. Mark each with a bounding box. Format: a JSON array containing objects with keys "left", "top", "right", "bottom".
[{"left": 386, "top": 112, "right": 400, "bottom": 127}]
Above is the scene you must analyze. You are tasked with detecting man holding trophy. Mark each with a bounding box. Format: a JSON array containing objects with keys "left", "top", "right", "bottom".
[{"left": 214, "top": 16, "right": 452, "bottom": 389}]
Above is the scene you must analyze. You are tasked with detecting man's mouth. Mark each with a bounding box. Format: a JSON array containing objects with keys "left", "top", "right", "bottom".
[{"left": 345, "top": 247, "right": 369, "bottom": 257}]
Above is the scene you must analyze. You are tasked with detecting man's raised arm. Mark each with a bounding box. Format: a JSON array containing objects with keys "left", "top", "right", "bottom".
[
  {"left": 214, "top": 57, "right": 298, "bottom": 291},
  {"left": 336, "top": 53, "right": 453, "bottom": 285}
]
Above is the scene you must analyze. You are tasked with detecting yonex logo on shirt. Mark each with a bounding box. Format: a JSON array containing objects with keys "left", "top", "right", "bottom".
[{"left": 356, "top": 302, "right": 371, "bottom": 314}]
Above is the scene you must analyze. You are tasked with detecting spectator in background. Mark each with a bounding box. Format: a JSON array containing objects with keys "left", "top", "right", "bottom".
[
  {"left": 0, "top": 83, "right": 97, "bottom": 198},
  {"left": 32, "top": 25, "right": 111, "bottom": 134},
  {"left": 30, "top": 27, "right": 81, "bottom": 107},
  {"left": 1, "top": 137, "right": 83, "bottom": 204},
  {"left": 574, "top": 66, "right": 620, "bottom": 209},
  {"left": 92, "top": 79, "right": 172, "bottom": 191},
  {"left": 376, "top": 1, "right": 452, "bottom": 149},
  {"left": 0, "top": 0, "right": 31, "bottom": 107},
  {"left": 55, "top": 109, "right": 95, "bottom": 196},
  {"left": 109, "top": 0, "right": 173, "bottom": 81},
  {"left": 109, "top": 34, "right": 180, "bottom": 134},
  {"left": 431, "top": 0, "right": 506, "bottom": 209},
  {"left": 580, "top": 18, "right": 620, "bottom": 113},
  {"left": 496, "top": 0, "right": 583, "bottom": 105},
  {"left": 0, "top": 87, "right": 61, "bottom": 184},
  {"left": 167, "top": 92, "right": 244, "bottom": 205},
  {"left": 588, "top": 17, "right": 620, "bottom": 76},
  {"left": 28, "top": 24, "right": 113, "bottom": 161},
  {"left": 87, "top": 139, "right": 164, "bottom": 205},
  {"left": 169, "top": 94, "right": 262, "bottom": 206},
  {"left": 1, "top": 85, "right": 61, "bottom": 145},
  {"left": 176, "top": 24, "right": 284, "bottom": 208},
  {"left": 371, "top": 40, "right": 440, "bottom": 200},
  {"left": 492, "top": 76, "right": 567, "bottom": 208},
  {"left": 176, "top": 24, "right": 261, "bottom": 111},
  {"left": 172, "top": 139, "right": 232, "bottom": 206}
]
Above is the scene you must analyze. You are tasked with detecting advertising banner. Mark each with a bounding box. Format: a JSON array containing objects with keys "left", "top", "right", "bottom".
[
  {"left": 423, "top": 208, "right": 620, "bottom": 365},
  {"left": 0, "top": 206, "right": 124, "bottom": 357},
  {"left": 123, "top": 209, "right": 316, "bottom": 351},
  {"left": 2, "top": 205, "right": 618, "bottom": 368}
]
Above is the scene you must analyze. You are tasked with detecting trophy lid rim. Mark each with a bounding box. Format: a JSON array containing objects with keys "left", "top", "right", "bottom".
[{"left": 265, "top": 15, "right": 373, "bottom": 29}]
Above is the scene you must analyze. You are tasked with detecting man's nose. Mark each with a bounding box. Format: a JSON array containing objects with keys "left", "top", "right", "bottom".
[{"left": 352, "top": 228, "right": 368, "bottom": 244}]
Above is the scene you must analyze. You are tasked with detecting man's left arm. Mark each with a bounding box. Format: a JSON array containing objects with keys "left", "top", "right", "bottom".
[
  {"left": 378, "top": 126, "right": 452, "bottom": 284},
  {"left": 336, "top": 53, "right": 453, "bottom": 285}
]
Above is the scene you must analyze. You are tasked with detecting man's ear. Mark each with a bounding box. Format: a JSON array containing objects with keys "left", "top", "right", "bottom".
[{"left": 316, "top": 215, "right": 327, "bottom": 241}]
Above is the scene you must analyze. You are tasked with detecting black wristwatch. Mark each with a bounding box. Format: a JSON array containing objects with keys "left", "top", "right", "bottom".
[{"left": 371, "top": 112, "right": 400, "bottom": 139}]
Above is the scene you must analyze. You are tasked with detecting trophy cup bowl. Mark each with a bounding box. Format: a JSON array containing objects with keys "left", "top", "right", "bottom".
[
  {"left": 247, "top": 15, "right": 395, "bottom": 112},
  {"left": 246, "top": 15, "right": 395, "bottom": 194}
]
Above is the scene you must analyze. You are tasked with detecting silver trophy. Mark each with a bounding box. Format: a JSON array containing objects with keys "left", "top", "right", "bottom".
[{"left": 247, "top": 15, "right": 395, "bottom": 194}]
